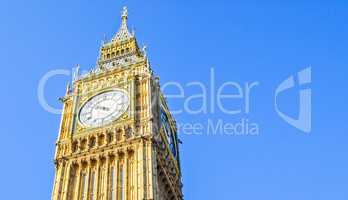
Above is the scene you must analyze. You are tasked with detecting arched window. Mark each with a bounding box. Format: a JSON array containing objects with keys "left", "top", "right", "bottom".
[
  {"left": 80, "top": 139, "right": 87, "bottom": 151},
  {"left": 98, "top": 134, "right": 105, "bottom": 146},
  {"left": 72, "top": 141, "right": 78, "bottom": 152},
  {"left": 89, "top": 137, "right": 96, "bottom": 148}
]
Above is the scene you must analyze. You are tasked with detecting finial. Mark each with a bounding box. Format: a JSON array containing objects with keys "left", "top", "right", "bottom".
[
  {"left": 142, "top": 45, "right": 147, "bottom": 57},
  {"left": 121, "top": 6, "right": 128, "bottom": 27},
  {"left": 146, "top": 58, "right": 150, "bottom": 69},
  {"left": 112, "top": 7, "right": 133, "bottom": 42},
  {"left": 76, "top": 64, "right": 80, "bottom": 76},
  {"left": 122, "top": 6, "right": 128, "bottom": 19},
  {"left": 65, "top": 82, "right": 71, "bottom": 95},
  {"left": 72, "top": 64, "right": 80, "bottom": 82},
  {"left": 102, "top": 34, "right": 107, "bottom": 44}
]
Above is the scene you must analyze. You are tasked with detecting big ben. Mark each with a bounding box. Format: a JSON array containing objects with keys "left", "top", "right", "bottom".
[{"left": 51, "top": 7, "right": 183, "bottom": 200}]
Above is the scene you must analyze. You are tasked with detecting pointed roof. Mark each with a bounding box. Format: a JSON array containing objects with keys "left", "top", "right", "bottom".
[{"left": 112, "top": 7, "right": 134, "bottom": 42}]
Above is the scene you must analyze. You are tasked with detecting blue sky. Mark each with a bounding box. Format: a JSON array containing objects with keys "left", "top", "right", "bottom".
[{"left": 0, "top": 0, "right": 347, "bottom": 199}]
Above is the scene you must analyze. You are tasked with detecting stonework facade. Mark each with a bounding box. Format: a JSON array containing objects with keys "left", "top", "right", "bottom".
[{"left": 51, "top": 7, "right": 183, "bottom": 200}]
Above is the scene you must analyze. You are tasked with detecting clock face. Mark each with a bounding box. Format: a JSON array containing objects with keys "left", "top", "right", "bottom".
[
  {"left": 160, "top": 107, "right": 177, "bottom": 158},
  {"left": 79, "top": 90, "right": 129, "bottom": 128}
]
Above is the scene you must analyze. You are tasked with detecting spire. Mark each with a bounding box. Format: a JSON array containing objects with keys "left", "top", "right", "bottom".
[
  {"left": 97, "top": 7, "right": 142, "bottom": 66},
  {"left": 72, "top": 64, "right": 80, "bottom": 82},
  {"left": 65, "top": 82, "right": 71, "bottom": 95},
  {"left": 112, "top": 7, "right": 134, "bottom": 42}
]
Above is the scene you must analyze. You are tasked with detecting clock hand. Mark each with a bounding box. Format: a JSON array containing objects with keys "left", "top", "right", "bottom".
[
  {"left": 102, "top": 106, "right": 110, "bottom": 111},
  {"left": 95, "top": 106, "right": 110, "bottom": 111}
]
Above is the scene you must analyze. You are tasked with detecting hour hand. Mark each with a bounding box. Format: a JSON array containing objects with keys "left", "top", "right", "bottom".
[{"left": 95, "top": 106, "right": 110, "bottom": 111}]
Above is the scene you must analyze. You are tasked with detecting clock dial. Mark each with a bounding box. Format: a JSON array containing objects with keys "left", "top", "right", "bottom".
[
  {"left": 79, "top": 90, "right": 129, "bottom": 127},
  {"left": 160, "top": 107, "right": 177, "bottom": 158}
]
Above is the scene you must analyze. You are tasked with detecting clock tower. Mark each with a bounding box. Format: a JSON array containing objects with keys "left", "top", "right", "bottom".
[{"left": 51, "top": 7, "right": 183, "bottom": 200}]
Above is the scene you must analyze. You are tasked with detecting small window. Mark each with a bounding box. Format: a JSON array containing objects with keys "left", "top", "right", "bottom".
[
  {"left": 89, "top": 137, "right": 96, "bottom": 148},
  {"left": 98, "top": 134, "right": 105, "bottom": 146},
  {"left": 80, "top": 139, "right": 87, "bottom": 151},
  {"left": 72, "top": 141, "right": 78, "bottom": 152}
]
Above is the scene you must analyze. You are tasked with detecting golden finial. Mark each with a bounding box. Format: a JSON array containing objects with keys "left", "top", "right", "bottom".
[{"left": 122, "top": 6, "right": 128, "bottom": 19}]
